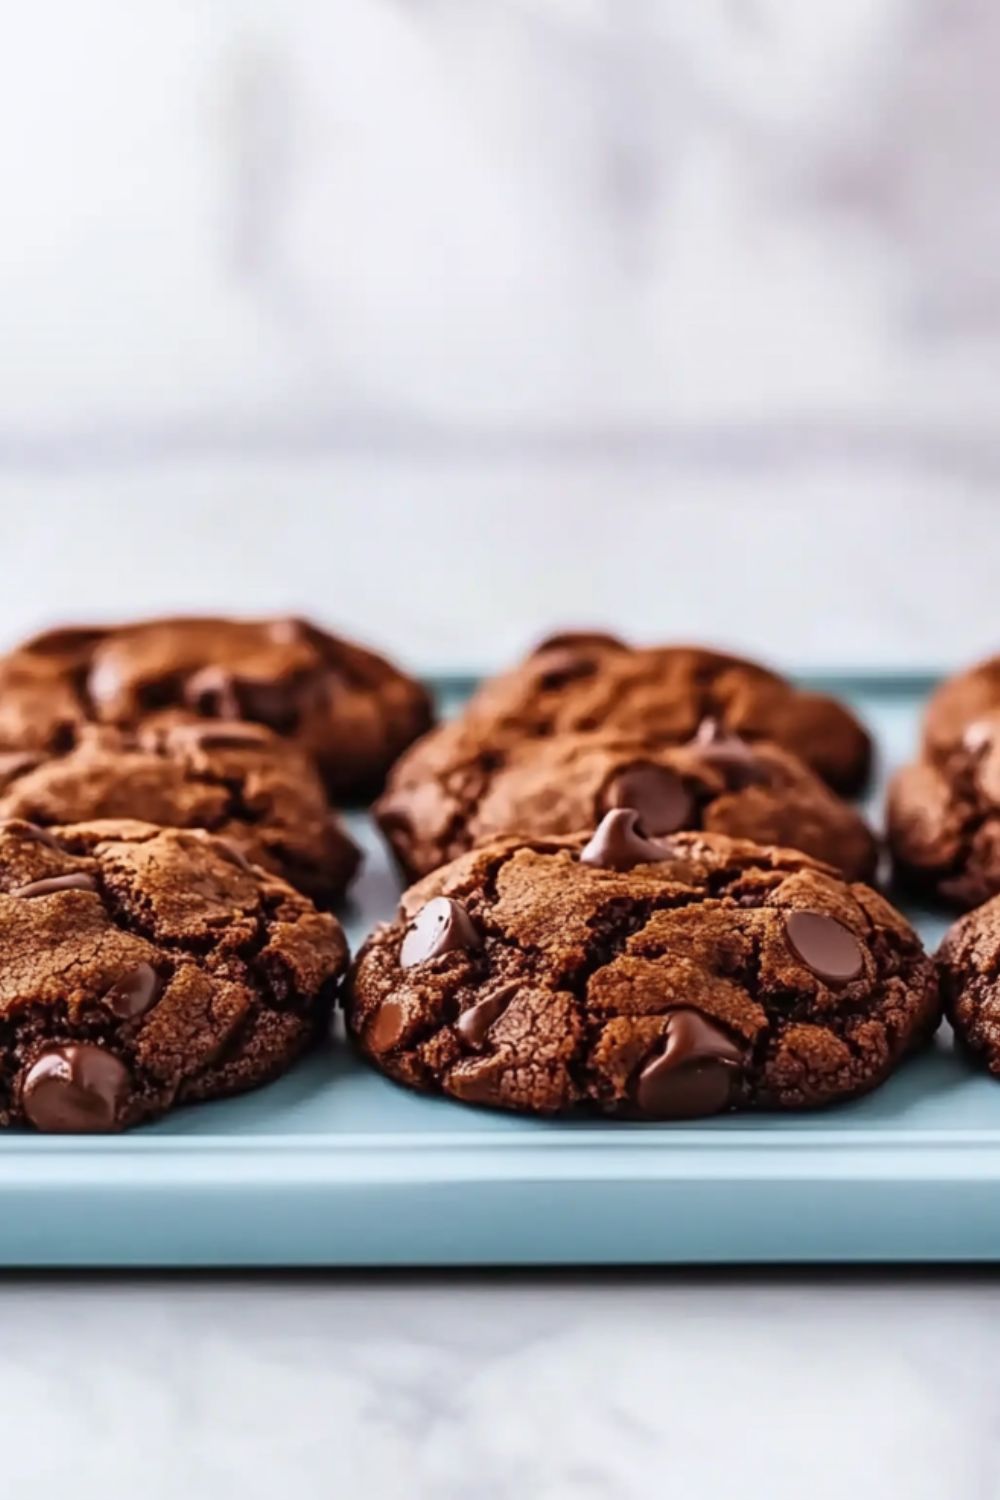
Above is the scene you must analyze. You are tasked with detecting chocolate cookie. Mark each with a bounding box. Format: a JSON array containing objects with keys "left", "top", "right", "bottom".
[
  {"left": 348, "top": 821, "right": 938, "bottom": 1118},
  {"left": 377, "top": 720, "right": 877, "bottom": 882},
  {"left": 922, "top": 655, "right": 1000, "bottom": 766},
  {"left": 887, "top": 711, "right": 1000, "bottom": 909},
  {"left": 0, "top": 617, "right": 433, "bottom": 799},
  {"left": 938, "top": 896, "right": 1000, "bottom": 1076},
  {"left": 449, "top": 636, "right": 872, "bottom": 794},
  {"left": 0, "top": 720, "right": 361, "bottom": 909},
  {"left": 0, "top": 817, "right": 347, "bottom": 1131}
]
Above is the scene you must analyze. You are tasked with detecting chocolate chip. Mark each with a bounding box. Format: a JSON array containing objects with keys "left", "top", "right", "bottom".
[
  {"left": 534, "top": 652, "right": 600, "bottom": 691},
  {"left": 102, "top": 962, "right": 163, "bottom": 1020},
  {"left": 171, "top": 722, "right": 274, "bottom": 752},
  {"left": 456, "top": 984, "right": 517, "bottom": 1048},
  {"left": 22, "top": 1044, "right": 131, "bottom": 1132},
  {"left": 784, "top": 910, "right": 864, "bottom": 985},
  {"left": 0, "top": 819, "right": 64, "bottom": 851},
  {"left": 13, "top": 872, "right": 97, "bottom": 899},
  {"left": 603, "top": 764, "right": 693, "bottom": 836},
  {"left": 184, "top": 668, "right": 298, "bottom": 731},
  {"left": 400, "top": 896, "right": 480, "bottom": 968},
  {"left": 182, "top": 666, "right": 242, "bottom": 720},
  {"left": 368, "top": 1000, "right": 407, "bottom": 1052},
  {"left": 635, "top": 1010, "right": 745, "bottom": 1119},
  {"left": 689, "top": 718, "right": 766, "bottom": 790},
  {"left": 214, "top": 839, "right": 256, "bottom": 874},
  {"left": 579, "top": 809, "right": 673, "bottom": 871}
]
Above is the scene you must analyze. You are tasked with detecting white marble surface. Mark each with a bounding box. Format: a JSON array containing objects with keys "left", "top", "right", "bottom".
[{"left": 0, "top": 1270, "right": 994, "bottom": 1498}]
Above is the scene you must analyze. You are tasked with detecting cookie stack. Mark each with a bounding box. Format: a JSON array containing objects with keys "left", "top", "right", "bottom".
[
  {"left": 351, "top": 634, "right": 941, "bottom": 1120},
  {"left": 888, "top": 654, "right": 1000, "bottom": 1080},
  {"left": 0, "top": 615, "right": 432, "bottom": 1130}
]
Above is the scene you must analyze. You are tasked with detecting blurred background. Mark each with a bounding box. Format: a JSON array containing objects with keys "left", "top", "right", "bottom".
[{"left": 1, "top": 0, "right": 997, "bottom": 672}]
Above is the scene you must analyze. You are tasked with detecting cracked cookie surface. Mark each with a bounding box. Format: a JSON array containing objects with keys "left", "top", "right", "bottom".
[
  {"left": 453, "top": 635, "right": 872, "bottom": 794},
  {"left": 939, "top": 896, "right": 1000, "bottom": 1076},
  {"left": 0, "top": 616, "right": 433, "bottom": 799},
  {"left": 0, "top": 817, "right": 348, "bottom": 1130},
  {"left": 377, "top": 721, "right": 877, "bottom": 882},
  {"left": 888, "top": 714, "right": 1000, "bottom": 909},
  {"left": 0, "top": 720, "right": 360, "bottom": 909},
  {"left": 348, "top": 823, "right": 939, "bottom": 1118},
  {"left": 922, "top": 655, "right": 1000, "bottom": 766}
]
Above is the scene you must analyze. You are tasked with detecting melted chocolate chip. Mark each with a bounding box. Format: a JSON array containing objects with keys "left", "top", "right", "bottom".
[
  {"left": 368, "top": 1000, "right": 407, "bottom": 1052},
  {"left": 102, "top": 962, "right": 163, "bottom": 1020},
  {"left": 184, "top": 668, "right": 300, "bottom": 732},
  {"left": 456, "top": 984, "right": 517, "bottom": 1048},
  {"left": 214, "top": 839, "right": 255, "bottom": 874},
  {"left": 0, "top": 819, "right": 64, "bottom": 851},
  {"left": 400, "top": 897, "right": 480, "bottom": 968},
  {"left": 13, "top": 872, "right": 97, "bottom": 899},
  {"left": 580, "top": 809, "right": 673, "bottom": 871},
  {"left": 603, "top": 764, "right": 693, "bottom": 836},
  {"left": 635, "top": 1010, "right": 745, "bottom": 1119},
  {"left": 689, "top": 718, "right": 766, "bottom": 790},
  {"left": 784, "top": 909, "right": 864, "bottom": 985},
  {"left": 22, "top": 1044, "right": 131, "bottom": 1132},
  {"left": 171, "top": 721, "right": 274, "bottom": 752}
]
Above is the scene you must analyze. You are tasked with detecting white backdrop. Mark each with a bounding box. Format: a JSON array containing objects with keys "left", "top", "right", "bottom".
[
  {"left": 0, "top": 479, "right": 995, "bottom": 673},
  {"left": 1, "top": 0, "right": 998, "bottom": 670}
]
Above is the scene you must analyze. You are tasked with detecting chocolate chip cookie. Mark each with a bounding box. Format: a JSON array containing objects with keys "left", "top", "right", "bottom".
[
  {"left": 887, "top": 710, "right": 1000, "bottom": 909},
  {"left": 439, "top": 635, "right": 872, "bottom": 794},
  {"left": 922, "top": 655, "right": 1000, "bottom": 766},
  {"left": 0, "top": 817, "right": 348, "bottom": 1131},
  {"left": 348, "top": 820, "right": 938, "bottom": 1118},
  {"left": 377, "top": 720, "right": 877, "bottom": 883},
  {"left": 0, "top": 719, "right": 360, "bottom": 909},
  {"left": 0, "top": 617, "right": 433, "bottom": 799},
  {"left": 938, "top": 895, "right": 1000, "bottom": 1077}
]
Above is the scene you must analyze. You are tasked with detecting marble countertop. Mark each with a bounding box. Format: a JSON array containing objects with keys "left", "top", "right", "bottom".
[{"left": 2, "top": 1268, "right": 991, "bottom": 1498}]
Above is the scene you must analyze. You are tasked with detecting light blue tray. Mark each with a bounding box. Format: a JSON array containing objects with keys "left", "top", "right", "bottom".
[{"left": 2, "top": 672, "right": 995, "bottom": 1267}]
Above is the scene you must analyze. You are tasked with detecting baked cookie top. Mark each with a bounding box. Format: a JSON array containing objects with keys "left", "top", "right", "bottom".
[
  {"left": 938, "top": 895, "right": 1000, "bottom": 1077},
  {"left": 348, "top": 822, "right": 939, "bottom": 1118},
  {"left": 457, "top": 635, "right": 872, "bottom": 794},
  {"left": 0, "top": 719, "right": 360, "bottom": 909},
  {"left": 0, "top": 616, "right": 433, "bottom": 799},
  {"left": 0, "top": 817, "right": 347, "bottom": 1130},
  {"left": 377, "top": 720, "right": 877, "bottom": 883},
  {"left": 922, "top": 655, "right": 1000, "bottom": 766},
  {"left": 888, "top": 715, "right": 1000, "bottom": 910}
]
